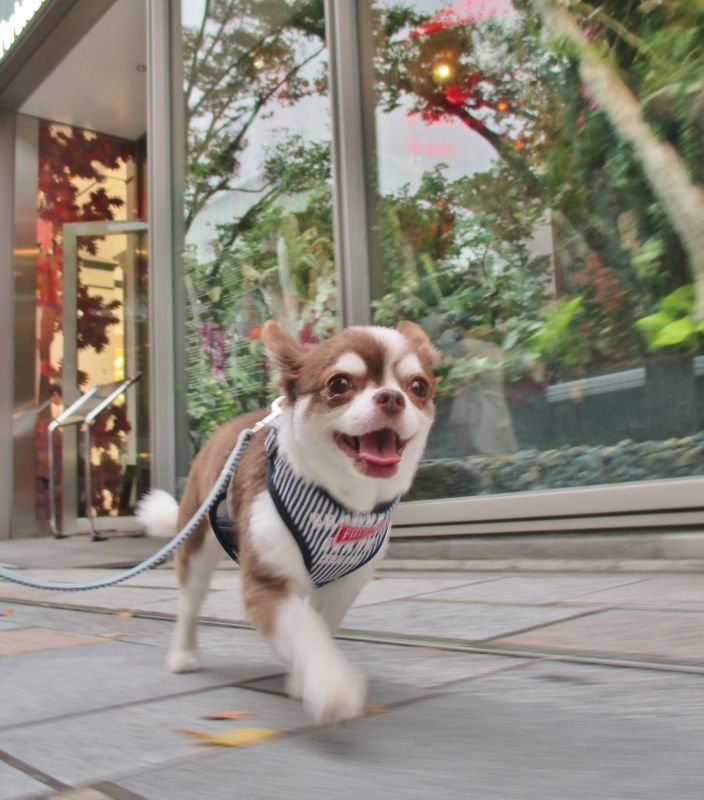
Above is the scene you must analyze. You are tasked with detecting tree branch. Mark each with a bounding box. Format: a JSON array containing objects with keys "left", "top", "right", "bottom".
[
  {"left": 185, "top": 0, "right": 212, "bottom": 106},
  {"left": 185, "top": 44, "right": 325, "bottom": 232}
]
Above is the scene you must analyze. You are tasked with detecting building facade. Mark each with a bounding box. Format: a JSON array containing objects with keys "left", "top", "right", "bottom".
[{"left": 1, "top": 0, "right": 703, "bottom": 542}]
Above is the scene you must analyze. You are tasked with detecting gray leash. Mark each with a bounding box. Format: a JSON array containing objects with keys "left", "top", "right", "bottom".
[{"left": 0, "top": 397, "right": 285, "bottom": 592}]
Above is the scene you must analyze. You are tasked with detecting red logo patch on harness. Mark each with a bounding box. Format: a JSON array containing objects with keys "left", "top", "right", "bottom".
[{"left": 333, "top": 522, "right": 384, "bottom": 545}]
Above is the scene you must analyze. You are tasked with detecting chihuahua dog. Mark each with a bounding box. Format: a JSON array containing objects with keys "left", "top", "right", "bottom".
[{"left": 138, "top": 320, "right": 437, "bottom": 722}]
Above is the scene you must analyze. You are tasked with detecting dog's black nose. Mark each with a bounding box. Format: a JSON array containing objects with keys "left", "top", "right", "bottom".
[{"left": 374, "top": 389, "right": 406, "bottom": 416}]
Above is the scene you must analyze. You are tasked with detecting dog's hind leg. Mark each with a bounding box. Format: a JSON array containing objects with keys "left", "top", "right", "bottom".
[{"left": 168, "top": 517, "right": 224, "bottom": 673}]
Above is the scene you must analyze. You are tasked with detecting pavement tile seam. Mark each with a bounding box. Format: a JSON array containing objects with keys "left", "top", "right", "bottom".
[
  {"left": 474, "top": 645, "right": 704, "bottom": 675},
  {"left": 546, "top": 602, "right": 704, "bottom": 614},
  {"left": 8, "top": 598, "right": 704, "bottom": 673},
  {"left": 0, "top": 672, "right": 286, "bottom": 735},
  {"left": 0, "top": 606, "right": 174, "bottom": 653},
  {"left": 478, "top": 644, "right": 704, "bottom": 673},
  {"left": 337, "top": 629, "right": 704, "bottom": 674},
  {"left": 419, "top": 655, "right": 545, "bottom": 690},
  {"left": 545, "top": 575, "right": 658, "bottom": 600},
  {"left": 0, "top": 687, "right": 418, "bottom": 800},
  {"left": 407, "top": 596, "right": 598, "bottom": 609},
  {"left": 347, "top": 604, "right": 611, "bottom": 643},
  {"left": 45, "top": 690, "right": 451, "bottom": 794},
  {"left": 30, "top": 792, "right": 106, "bottom": 799},
  {"left": 0, "top": 747, "right": 69, "bottom": 794},
  {"left": 405, "top": 596, "right": 704, "bottom": 614},
  {"left": 407, "top": 576, "right": 658, "bottom": 606},
  {"left": 90, "top": 781, "right": 148, "bottom": 800},
  {"left": 48, "top": 742, "right": 273, "bottom": 793},
  {"left": 350, "top": 576, "right": 511, "bottom": 608},
  {"left": 473, "top": 606, "right": 611, "bottom": 640},
  {"left": 0, "top": 598, "right": 184, "bottom": 626},
  {"left": 1, "top": 597, "right": 607, "bottom": 660},
  {"left": 0, "top": 627, "right": 109, "bottom": 657},
  {"left": 29, "top": 782, "right": 150, "bottom": 800},
  {"left": 0, "top": 598, "right": 253, "bottom": 632}
]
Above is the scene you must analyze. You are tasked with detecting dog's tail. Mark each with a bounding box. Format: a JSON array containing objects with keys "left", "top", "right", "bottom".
[{"left": 136, "top": 489, "right": 179, "bottom": 539}]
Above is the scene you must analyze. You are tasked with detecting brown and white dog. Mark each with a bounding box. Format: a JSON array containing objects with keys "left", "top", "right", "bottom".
[{"left": 138, "top": 320, "right": 437, "bottom": 723}]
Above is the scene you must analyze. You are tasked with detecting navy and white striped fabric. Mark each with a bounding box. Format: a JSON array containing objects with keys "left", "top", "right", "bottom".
[{"left": 265, "top": 429, "right": 398, "bottom": 587}]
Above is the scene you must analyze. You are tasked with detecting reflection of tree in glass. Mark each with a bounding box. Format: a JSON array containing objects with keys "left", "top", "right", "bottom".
[
  {"left": 183, "top": 1, "right": 336, "bottom": 444},
  {"left": 36, "top": 123, "right": 135, "bottom": 519},
  {"left": 183, "top": 0, "right": 326, "bottom": 232},
  {"left": 184, "top": 136, "right": 336, "bottom": 444},
  {"left": 183, "top": 0, "right": 704, "bottom": 436},
  {"left": 372, "top": 0, "right": 704, "bottom": 383},
  {"left": 529, "top": 0, "right": 704, "bottom": 320}
]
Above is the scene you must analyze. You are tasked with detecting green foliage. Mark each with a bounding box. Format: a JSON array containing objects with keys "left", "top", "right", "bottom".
[
  {"left": 528, "top": 295, "right": 590, "bottom": 373},
  {"left": 635, "top": 284, "right": 704, "bottom": 352},
  {"left": 184, "top": 137, "right": 336, "bottom": 447},
  {"left": 185, "top": 333, "right": 268, "bottom": 441},
  {"left": 372, "top": 163, "right": 550, "bottom": 388}
]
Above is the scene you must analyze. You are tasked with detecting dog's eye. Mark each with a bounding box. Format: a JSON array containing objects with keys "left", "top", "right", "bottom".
[
  {"left": 327, "top": 375, "right": 353, "bottom": 396},
  {"left": 409, "top": 377, "right": 429, "bottom": 398}
]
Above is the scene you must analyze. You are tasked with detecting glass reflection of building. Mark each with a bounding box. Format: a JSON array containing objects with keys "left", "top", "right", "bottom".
[{"left": 1, "top": 0, "right": 703, "bottom": 543}]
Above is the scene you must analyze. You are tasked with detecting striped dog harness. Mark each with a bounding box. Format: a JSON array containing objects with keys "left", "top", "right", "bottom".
[{"left": 209, "top": 427, "right": 399, "bottom": 587}]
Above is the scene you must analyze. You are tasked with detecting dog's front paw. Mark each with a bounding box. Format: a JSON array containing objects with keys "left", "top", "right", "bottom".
[
  {"left": 166, "top": 649, "right": 201, "bottom": 673},
  {"left": 303, "top": 661, "right": 366, "bottom": 724}
]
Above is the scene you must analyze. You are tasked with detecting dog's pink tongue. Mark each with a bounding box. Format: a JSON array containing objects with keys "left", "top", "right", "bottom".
[{"left": 358, "top": 430, "right": 400, "bottom": 466}]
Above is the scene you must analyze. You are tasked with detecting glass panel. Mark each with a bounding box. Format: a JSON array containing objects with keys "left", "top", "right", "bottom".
[
  {"left": 179, "top": 0, "right": 334, "bottom": 448},
  {"left": 365, "top": 1, "right": 704, "bottom": 499},
  {"left": 75, "top": 230, "right": 150, "bottom": 520}
]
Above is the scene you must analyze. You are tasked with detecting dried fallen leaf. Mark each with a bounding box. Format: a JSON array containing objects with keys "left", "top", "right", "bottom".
[
  {"left": 97, "top": 632, "right": 126, "bottom": 640},
  {"left": 180, "top": 727, "right": 280, "bottom": 748},
  {"left": 203, "top": 710, "right": 254, "bottom": 721},
  {"left": 116, "top": 610, "right": 135, "bottom": 618},
  {"left": 364, "top": 704, "right": 387, "bottom": 716},
  {"left": 0, "top": 608, "right": 13, "bottom": 617}
]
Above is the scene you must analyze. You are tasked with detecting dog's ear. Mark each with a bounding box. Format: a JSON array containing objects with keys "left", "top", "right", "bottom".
[
  {"left": 397, "top": 320, "right": 440, "bottom": 367},
  {"left": 261, "top": 320, "right": 304, "bottom": 398}
]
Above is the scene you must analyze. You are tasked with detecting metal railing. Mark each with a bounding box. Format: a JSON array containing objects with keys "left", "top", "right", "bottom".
[{"left": 47, "top": 373, "right": 142, "bottom": 540}]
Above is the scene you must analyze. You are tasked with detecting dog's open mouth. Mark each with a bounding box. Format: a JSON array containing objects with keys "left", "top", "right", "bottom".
[{"left": 334, "top": 428, "right": 407, "bottom": 476}]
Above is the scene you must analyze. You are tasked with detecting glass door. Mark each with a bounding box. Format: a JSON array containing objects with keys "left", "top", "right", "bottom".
[{"left": 60, "top": 220, "right": 150, "bottom": 535}]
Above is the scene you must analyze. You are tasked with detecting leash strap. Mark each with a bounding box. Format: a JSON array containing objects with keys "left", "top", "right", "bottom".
[
  {"left": 0, "top": 398, "right": 284, "bottom": 592},
  {"left": 208, "top": 488, "right": 240, "bottom": 563}
]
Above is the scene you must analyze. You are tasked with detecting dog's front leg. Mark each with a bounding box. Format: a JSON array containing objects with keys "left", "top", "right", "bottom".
[
  {"left": 276, "top": 593, "right": 366, "bottom": 723},
  {"left": 310, "top": 558, "right": 379, "bottom": 634},
  {"left": 244, "top": 571, "right": 365, "bottom": 723}
]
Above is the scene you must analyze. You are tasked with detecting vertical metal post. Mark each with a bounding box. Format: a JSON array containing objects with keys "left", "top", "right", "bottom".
[
  {"left": 147, "top": 0, "right": 177, "bottom": 494},
  {"left": 47, "top": 422, "right": 58, "bottom": 536},
  {"left": 83, "top": 422, "right": 101, "bottom": 540},
  {"left": 0, "top": 111, "right": 14, "bottom": 539},
  {"left": 324, "top": 0, "right": 373, "bottom": 326},
  {"left": 169, "top": 0, "right": 192, "bottom": 492},
  {"left": 12, "top": 115, "right": 42, "bottom": 537},
  {"left": 61, "top": 223, "right": 80, "bottom": 535}
]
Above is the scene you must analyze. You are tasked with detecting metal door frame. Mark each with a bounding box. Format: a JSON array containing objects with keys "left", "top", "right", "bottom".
[{"left": 62, "top": 219, "right": 148, "bottom": 535}]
